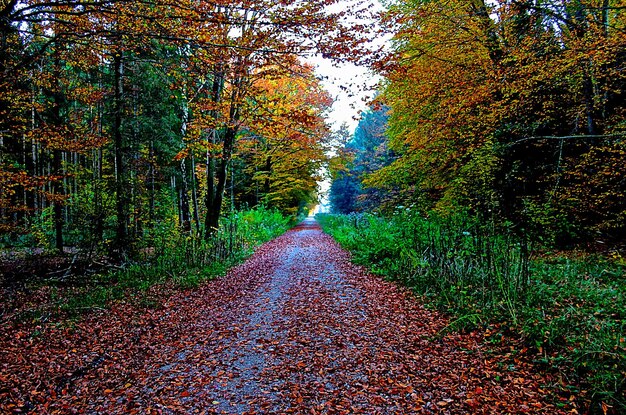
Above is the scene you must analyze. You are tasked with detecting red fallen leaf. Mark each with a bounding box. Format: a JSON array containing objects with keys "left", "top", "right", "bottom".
[
  {"left": 0, "top": 222, "right": 581, "bottom": 414},
  {"left": 466, "top": 398, "right": 479, "bottom": 408}
]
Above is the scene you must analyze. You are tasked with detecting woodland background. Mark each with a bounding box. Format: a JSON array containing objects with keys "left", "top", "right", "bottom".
[
  {"left": 1, "top": 0, "right": 363, "bottom": 255},
  {"left": 1, "top": 0, "right": 625, "bottom": 413}
]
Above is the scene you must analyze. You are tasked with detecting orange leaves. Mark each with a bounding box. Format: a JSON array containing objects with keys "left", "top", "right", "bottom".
[
  {"left": 0, "top": 221, "right": 585, "bottom": 413},
  {"left": 24, "top": 124, "right": 104, "bottom": 154},
  {"left": 0, "top": 170, "right": 48, "bottom": 194},
  {"left": 375, "top": 0, "right": 626, "bottom": 238}
]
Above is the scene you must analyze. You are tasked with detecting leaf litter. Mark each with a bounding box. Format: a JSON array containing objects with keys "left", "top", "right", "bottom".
[{"left": 0, "top": 219, "right": 578, "bottom": 414}]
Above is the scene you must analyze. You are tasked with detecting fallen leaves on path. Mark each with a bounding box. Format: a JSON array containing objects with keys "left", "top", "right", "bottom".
[{"left": 1, "top": 220, "right": 578, "bottom": 414}]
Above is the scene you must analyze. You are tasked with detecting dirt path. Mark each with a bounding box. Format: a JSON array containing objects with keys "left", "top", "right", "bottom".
[{"left": 1, "top": 219, "right": 575, "bottom": 414}]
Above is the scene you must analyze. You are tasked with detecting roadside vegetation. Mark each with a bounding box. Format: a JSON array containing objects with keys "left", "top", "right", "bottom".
[
  {"left": 324, "top": 2, "right": 626, "bottom": 413},
  {"left": 1, "top": 207, "right": 290, "bottom": 323},
  {"left": 318, "top": 212, "right": 625, "bottom": 413}
]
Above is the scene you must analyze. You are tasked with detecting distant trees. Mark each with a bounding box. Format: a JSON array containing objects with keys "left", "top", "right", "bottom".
[
  {"left": 238, "top": 65, "right": 332, "bottom": 216},
  {"left": 329, "top": 106, "right": 392, "bottom": 213}
]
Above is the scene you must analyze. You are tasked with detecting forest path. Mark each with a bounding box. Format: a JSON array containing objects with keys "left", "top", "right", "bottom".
[{"left": 1, "top": 219, "right": 572, "bottom": 414}]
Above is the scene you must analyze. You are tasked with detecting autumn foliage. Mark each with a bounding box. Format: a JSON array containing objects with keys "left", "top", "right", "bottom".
[
  {"left": 325, "top": 2, "right": 626, "bottom": 412},
  {"left": 0, "top": 0, "right": 373, "bottom": 251},
  {"left": 363, "top": 0, "right": 626, "bottom": 245}
]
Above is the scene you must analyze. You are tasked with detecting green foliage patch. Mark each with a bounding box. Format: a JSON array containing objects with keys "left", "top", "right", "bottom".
[{"left": 47, "top": 207, "right": 289, "bottom": 315}]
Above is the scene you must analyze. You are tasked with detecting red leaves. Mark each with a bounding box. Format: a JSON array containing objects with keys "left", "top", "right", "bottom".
[{"left": 0, "top": 221, "right": 583, "bottom": 414}]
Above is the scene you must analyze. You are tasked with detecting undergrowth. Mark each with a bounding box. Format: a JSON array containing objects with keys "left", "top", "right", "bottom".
[
  {"left": 28, "top": 207, "right": 290, "bottom": 317},
  {"left": 317, "top": 212, "right": 625, "bottom": 414}
]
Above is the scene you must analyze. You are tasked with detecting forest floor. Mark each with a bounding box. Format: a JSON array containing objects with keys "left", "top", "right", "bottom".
[{"left": 1, "top": 219, "right": 580, "bottom": 414}]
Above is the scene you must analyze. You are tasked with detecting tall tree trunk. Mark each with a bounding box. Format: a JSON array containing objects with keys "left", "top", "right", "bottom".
[
  {"left": 264, "top": 155, "right": 272, "bottom": 195},
  {"left": 191, "top": 154, "right": 201, "bottom": 235},
  {"left": 205, "top": 126, "right": 236, "bottom": 234},
  {"left": 113, "top": 51, "right": 129, "bottom": 256},
  {"left": 51, "top": 53, "right": 64, "bottom": 253},
  {"left": 93, "top": 148, "right": 103, "bottom": 243},
  {"left": 52, "top": 149, "right": 64, "bottom": 252},
  {"left": 93, "top": 65, "right": 104, "bottom": 245},
  {"left": 583, "top": 67, "right": 597, "bottom": 135},
  {"left": 179, "top": 158, "right": 192, "bottom": 232},
  {"left": 471, "top": 0, "right": 503, "bottom": 64},
  {"left": 204, "top": 67, "right": 225, "bottom": 238},
  {"left": 205, "top": 142, "right": 218, "bottom": 237},
  {"left": 179, "top": 97, "right": 192, "bottom": 233},
  {"left": 573, "top": 4, "right": 598, "bottom": 136},
  {"left": 148, "top": 139, "right": 155, "bottom": 225}
]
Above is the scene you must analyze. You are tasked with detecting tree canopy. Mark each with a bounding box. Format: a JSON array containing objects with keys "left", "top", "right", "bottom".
[
  {"left": 0, "top": 0, "right": 375, "bottom": 252},
  {"left": 330, "top": 0, "right": 626, "bottom": 246}
]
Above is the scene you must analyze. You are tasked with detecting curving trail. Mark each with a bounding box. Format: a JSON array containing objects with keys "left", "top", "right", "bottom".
[{"left": 0, "top": 219, "right": 575, "bottom": 414}]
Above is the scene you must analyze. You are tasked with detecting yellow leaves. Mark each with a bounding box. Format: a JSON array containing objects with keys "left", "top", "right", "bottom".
[{"left": 248, "top": 62, "right": 331, "bottom": 146}]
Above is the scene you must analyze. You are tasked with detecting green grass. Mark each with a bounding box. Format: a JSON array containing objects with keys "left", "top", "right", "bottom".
[
  {"left": 39, "top": 207, "right": 291, "bottom": 316},
  {"left": 317, "top": 212, "right": 625, "bottom": 413}
]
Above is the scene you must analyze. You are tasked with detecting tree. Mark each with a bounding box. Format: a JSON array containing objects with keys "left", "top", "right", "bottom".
[
  {"left": 1, "top": 0, "right": 378, "bottom": 251},
  {"left": 240, "top": 63, "right": 332, "bottom": 216},
  {"left": 329, "top": 106, "right": 391, "bottom": 213},
  {"left": 371, "top": 0, "right": 626, "bottom": 243},
  {"left": 175, "top": 0, "right": 374, "bottom": 237}
]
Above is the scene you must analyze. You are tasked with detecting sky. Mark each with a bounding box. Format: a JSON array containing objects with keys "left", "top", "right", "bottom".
[
  {"left": 306, "top": 0, "right": 388, "bottom": 211},
  {"left": 310, "top": 59, "right": 380, "bottom": 133},
  {"left": 307, "top": 0, "right": 387, "bottom": 134},
  {"left": 308, "top": 58, "right": 381, "bottom": 212}
]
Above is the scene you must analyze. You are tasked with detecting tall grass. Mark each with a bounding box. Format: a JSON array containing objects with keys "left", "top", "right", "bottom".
[
  {"left": 317, "top": 212, "right": 625, "bottom": 413},
  {"left": 60, "top": 207, "right": 290, "bottom": 311},
  {"left": 127, "top": 206, "right": 290, "bottom": 288}
]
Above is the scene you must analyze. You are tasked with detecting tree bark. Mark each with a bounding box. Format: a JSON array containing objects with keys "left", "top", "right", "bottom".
[
  {"left": 51, "top": 51, "right": 64, "bottom": 253},
  {"left": 205, "top": 127, "right": 237, "bottom": 236},
  {"left": 191, "top": 154, "right": 201, "bottom": 235},
  {"left": 52, "top": 149, "right": 64, "bottom": 252},
  {"left": 148, "top": 139, "right": 155, "bottom": 225},
  {"left": 264, "top": 155, "right": 272, "bottom": 196},
  {"left": 179, "top": 97, "right": 192, "bottom": 233},
  {"left": 113, "top": 51, "right": 129, "bottom": 256},
  {"left": 179, "top": 158, "right": 192, "bottom": 233},
  {"left": 205, "top": 141, "right": 218, "bottom": 237},
  {"left": 204, "top": 67, "right": 225, "bottom": 238}
]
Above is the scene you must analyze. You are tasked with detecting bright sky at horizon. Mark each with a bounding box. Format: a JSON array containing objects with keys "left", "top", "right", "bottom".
[
  {"left": 309, "top": 57, "right": 382, "bottom": 210},
  {"left": 306, "top": 0, "right": 388, "bottom": 210}
]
